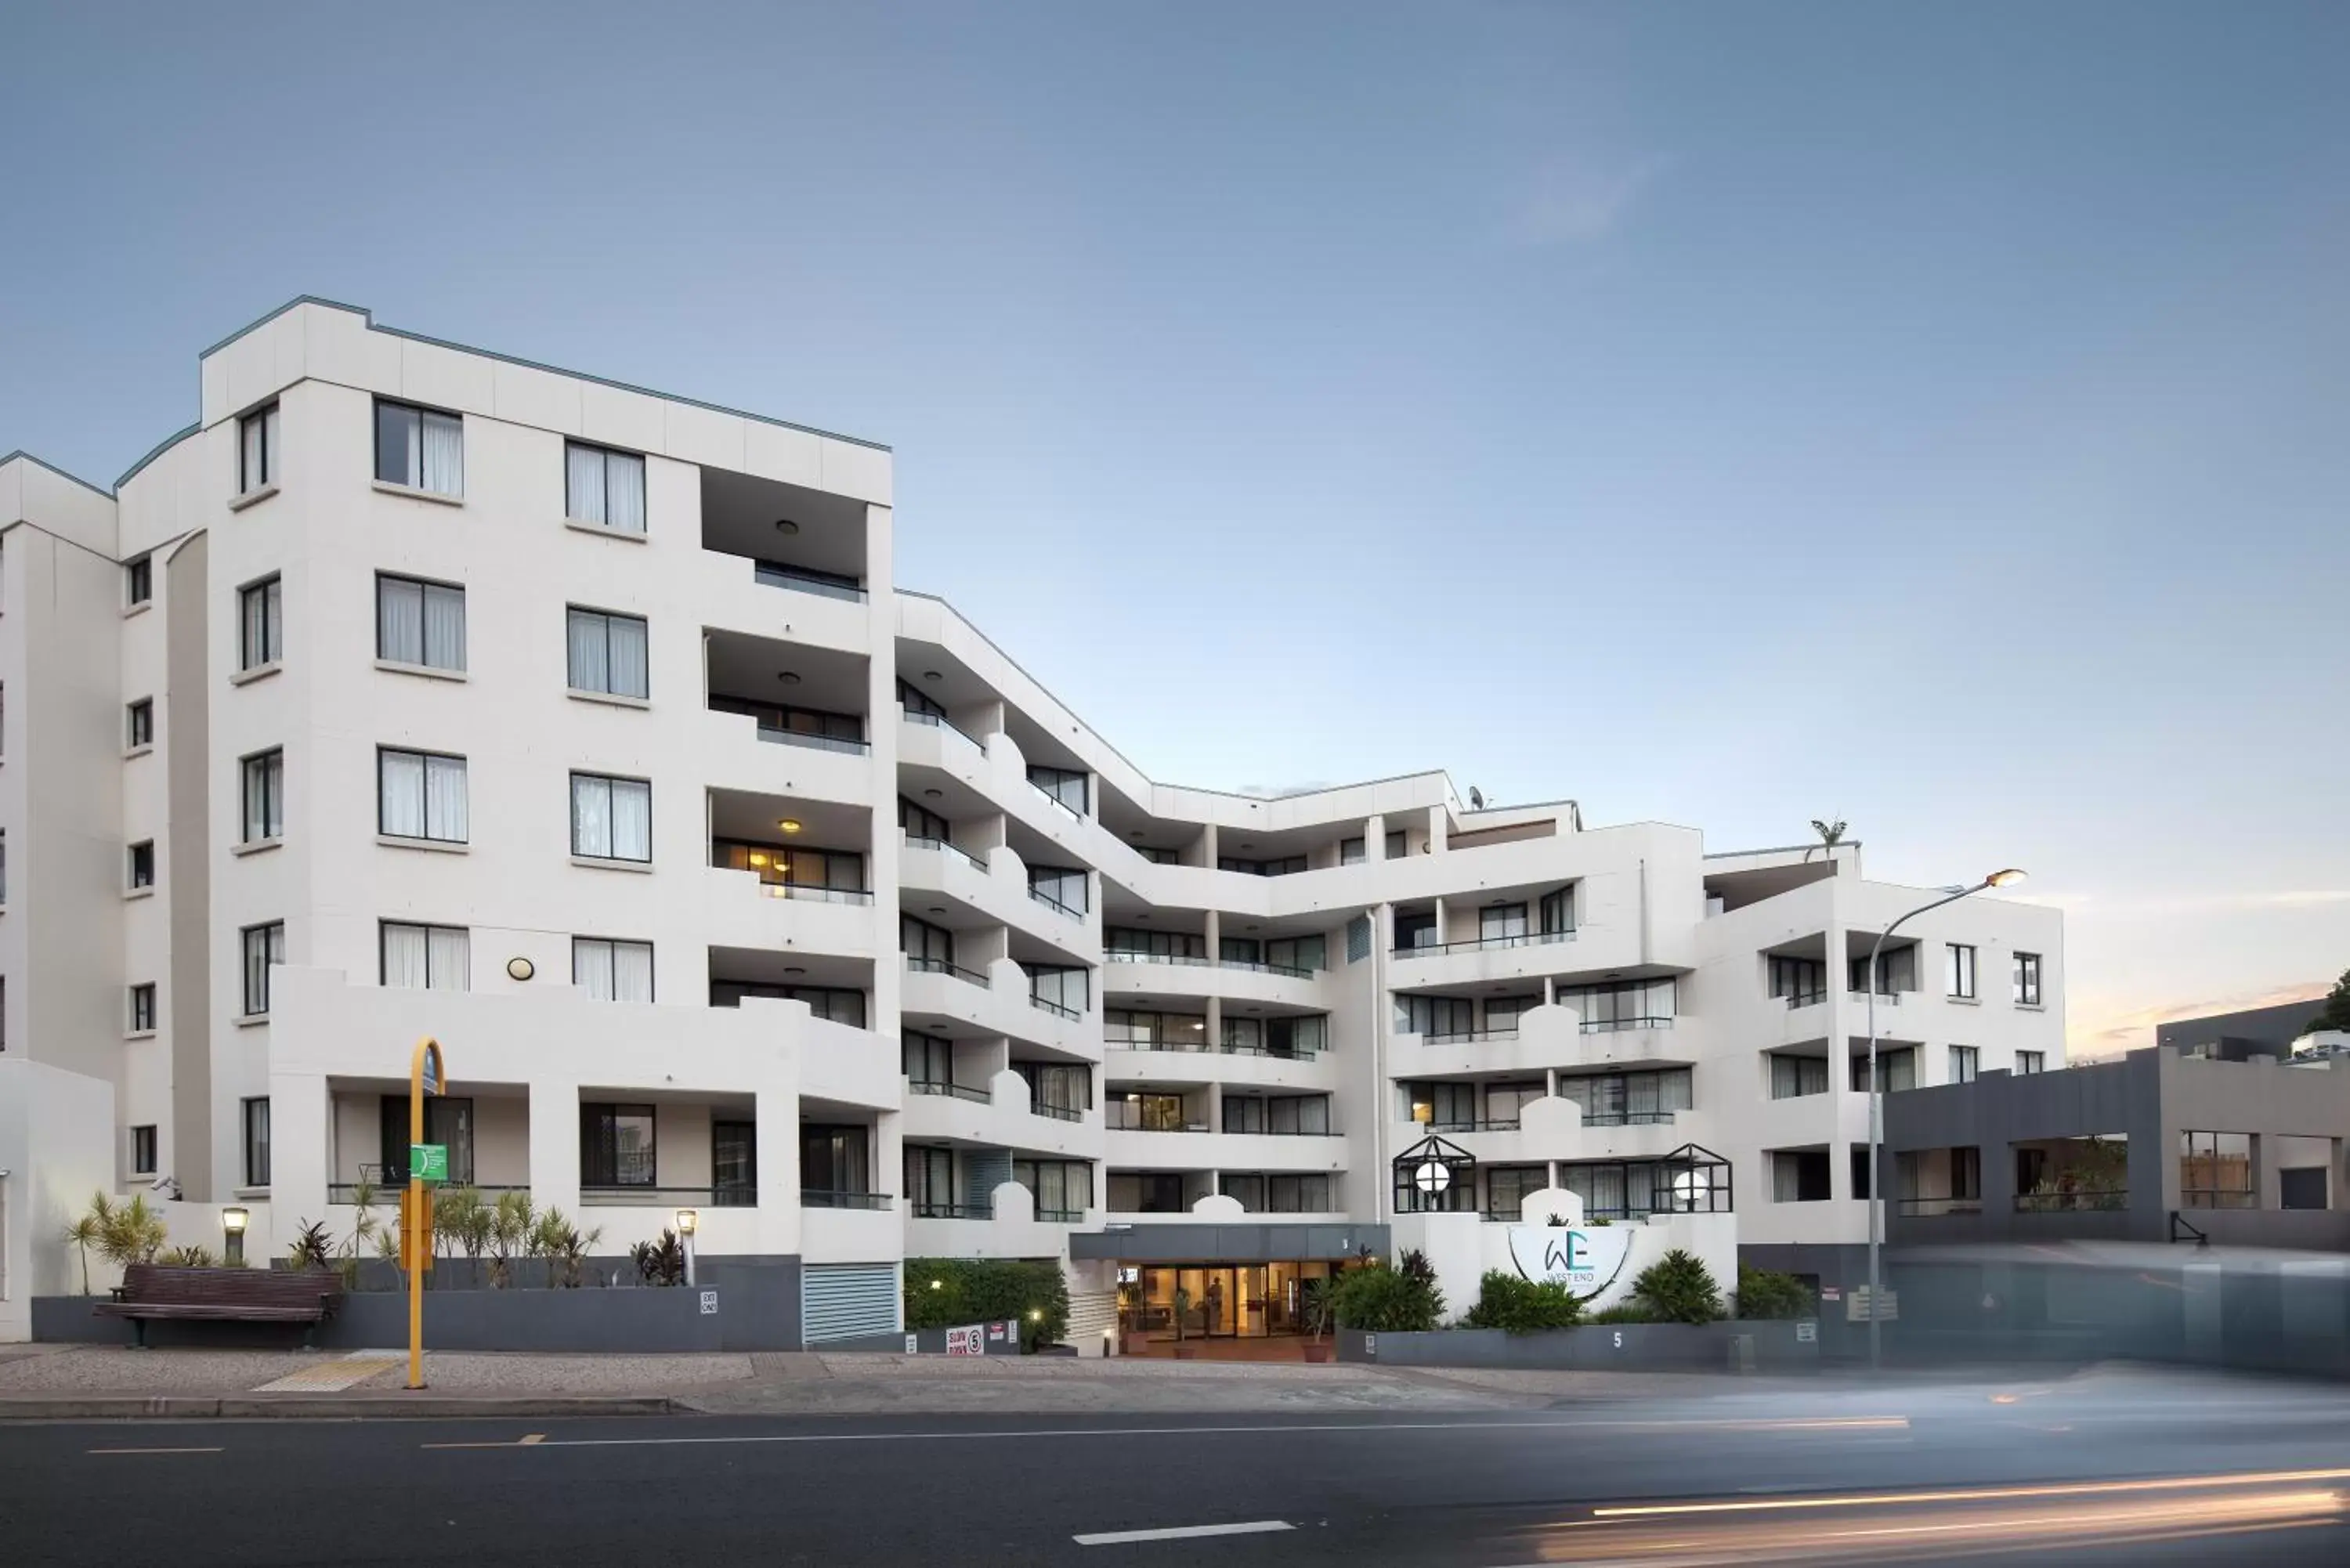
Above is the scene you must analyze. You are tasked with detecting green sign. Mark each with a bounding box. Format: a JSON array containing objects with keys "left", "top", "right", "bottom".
[{"left": 410, "top": 1143, "right": 450, "bottom": 1183}]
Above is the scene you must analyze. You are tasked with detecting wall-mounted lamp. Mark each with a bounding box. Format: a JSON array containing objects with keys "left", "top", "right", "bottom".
[
  {"left": 506, "top": 956, "right": 535, "bottom": 982},
  {"left": 674, "top": 1208, "right": 699, "bottom": 1288}
]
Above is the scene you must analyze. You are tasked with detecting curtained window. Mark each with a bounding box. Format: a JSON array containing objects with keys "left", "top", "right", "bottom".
[
  {"left": 241, "top": 750, "right": 284, "bottom": 844},
  {"left": 239, "top": 403, "right": 279, "bottom": 493},
  {"left": 241, "top": 922, "right": 284, "bottom": 1017},
  {"left": 239, "top": 576, "right": 282, "bottom": 670},
  {"left": 378, "top": 749, "right": 468, "bottom": 843},
  {"left": 573, "top": 938, "right": 654, "bottom": 1003},
  {"left": 376, "top": 575, "right": 467, "bottom": 670},
  {"left": 566, "top": 442, "right": 647, "bottom": 532},
  {"left": 570, "top": 772, "right": 652, "bottom": 862},
  {"left": 374, "top": 399, "right": 463, "bottom": 496},
  {"left": 566, "top": 607, "right": 649, "bottom": 699},
  {"left": 381, "top": 922, "right": 471, "bottom": 991}
]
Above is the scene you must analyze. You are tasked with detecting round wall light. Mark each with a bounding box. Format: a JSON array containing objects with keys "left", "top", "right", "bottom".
[{"left": 507, "top": 956, "right": 536, "bottom": 982}]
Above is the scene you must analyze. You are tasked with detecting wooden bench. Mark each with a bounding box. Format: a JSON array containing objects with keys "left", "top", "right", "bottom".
[{"left": 93, "top": 1264, "right": 345, "bottom": 1348}]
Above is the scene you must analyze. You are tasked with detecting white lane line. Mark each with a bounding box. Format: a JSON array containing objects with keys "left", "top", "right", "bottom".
[
  {"left": 516, "top": 1415, "right": 1905, "bottom": 1451},
  {"left": 1075, "top": 1521, "right": 1294, "bottom": 1545},
  {"left": 89, "top": 1446, "right": 225, "bottom": 1455}
]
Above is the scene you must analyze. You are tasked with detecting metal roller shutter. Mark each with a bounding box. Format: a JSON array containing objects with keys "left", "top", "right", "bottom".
[{"left": 802, "top": 1262, "right": 900, "bottom": 1344}]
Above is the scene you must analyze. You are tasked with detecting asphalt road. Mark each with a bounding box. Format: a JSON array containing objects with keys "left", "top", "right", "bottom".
[{"left": 7, "top": 1369, "right": 2350, "bottom": 1566}]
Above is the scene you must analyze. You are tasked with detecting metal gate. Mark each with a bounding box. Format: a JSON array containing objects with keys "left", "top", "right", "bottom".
[{"left": 801, "top": 1261, "right": 900, "bottom": 1344}]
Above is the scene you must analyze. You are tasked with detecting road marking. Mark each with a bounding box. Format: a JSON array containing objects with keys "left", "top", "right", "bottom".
[
  {"left": 1075, "top": 1521, "right": 1293, "bottom": 1545},
  {"left": 89, "top": 1446, "right": 223, "bottom": 1455},
  {"left": 519, "top": 1433, "right": 546, "bottom": 1445},
  {"left": 497, "top": 1414, "right": 1907, "bottom": 1452}
]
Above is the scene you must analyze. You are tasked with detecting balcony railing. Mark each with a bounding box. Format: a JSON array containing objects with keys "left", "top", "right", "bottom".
[
  {"left": 1029, "top": 995, "right": 1083, "bottom": 1021},
  {"left": 1104, "top": 1115, "right": 1211, "bottom": 1133},
  {"left": 1219, "top": 957, "right": 1314, "bottom": 979},
  {"left": 801, "top": 1189, "right": 893, "bottom": 1210},
  {"left": 1580, "top": 1017, "right": 1676, "bottom": 1034},
  {"left": 1036, "top": 1207, "right": 1085, "bottom": 1223},
  {"left": 899, "top": 706, "right": 984, "bottom": 751},
  {"left": 908, "top": 1079, "right": 991, "bottom": 1104},
  {"left": 1103, "top": 1037, "right": 1322, "bottom": 1060},
  {"left": 2180, "top": 1189, "right": 2258, "bottom": 1210},
  {"left": 2015, "top": 1188, "right": 2128, "bottom": 1212},
  {"left": 1423, "top": 1028, "right": 1520, "bottom": 1046},
  {"left": 582, "top": 1184, "right": 757, "bottom": 1207},
  {"left": 1577, "top": 1110, "right": 1678, "bottom": 1127},
  {"left": 911, "top": 1201, "right": 993, "bottom": 1220},
  {"left": 755, "top": 882, "right": 874, "bottom": 905},
  {"left": 1028, "top": 888, "right": 1084, "bottom": 921},
  {"left": 754, "top": 562, "right": 868, "bottom": 602},
  {"left": 1030, "top": 1102, "right": 1086, "bottom": 1122},
  {"left": 1393, "top": 930, "right": 1575, "bottom": 959},
  {"left": 1105, "top": 950, "right": 1212, "bottom": 967},
  {"left": 1849, "top": 988, "right": 1902, "bottom": 1006},
  {"left": 1781, "top": 992, "right": 1828, "bottom": 1009},
  {"left": 906, "top": 955, "right": 991, "bottom": 988},
  {"left": 1896, "top": 1196, "right": 1985, "bottom": 1216},
  {"left": 1423, "top": 1118, "right": 1521, "bottom": 1133},
  {"left": 754, "top": 724, "right": 871, "bottom": 756},
  {"left": 903, "top": 834, "right": 988, "bottom": 874},
  {"left": 1029, "top": 782, "right": 1084, "bottom": 821}
]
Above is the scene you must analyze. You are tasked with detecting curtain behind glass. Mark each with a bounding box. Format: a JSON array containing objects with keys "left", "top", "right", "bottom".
[
  {"left": 380, "top": 751, "right": 425, "bottom": 838},
  {"left": 422, "top": 583, "right": 466, "bottom": 670},
  {"left": 425, "top": 755, "right": 468, "bottom": 841},
  {"left": 567, "top": 609, "right": 606, "bottom": 691},
  {"left": 610, "top": 779, "right": 651, "bottom": 860},
  {"left": 382, "top": 923, "right": 428, "bottom": 988},
  {"left": 378, "top": 577, "right": 423, "bottom": 663},
  {"left": 420, "top": 410, "right": 462, "bottom": 495},
  {"left": 428, "top": 926, "right": 470, "bottom": 991},
  {"left": 607, "top": 452, "right": 645, "bottom": 531},
  {"left": 241, "top": 414, "right": 265, "bottom": 490},
  {"left": 566, "top": 443, "right": 606, "bottom": 523},
  {"left": 613, "top": 940, "right": 653, "bottom": 1002},
  {"left": 572, "top": 775, "right": 610, "bottom": 857},
  {"left": 606, "top": 615, "right": 648, "bottom": 697},
  {"left": 574, "top": 938, "right": 616, "bottom": 1000}
]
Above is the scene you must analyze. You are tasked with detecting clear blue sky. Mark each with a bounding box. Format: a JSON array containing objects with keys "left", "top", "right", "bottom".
[{"left": 5, "top": 2, "right": 2345, "bottom": 1051}]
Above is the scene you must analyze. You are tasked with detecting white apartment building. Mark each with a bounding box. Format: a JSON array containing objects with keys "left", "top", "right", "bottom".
[{"left": 0, "top": 298, "right": 2065, "bottom": 1346}]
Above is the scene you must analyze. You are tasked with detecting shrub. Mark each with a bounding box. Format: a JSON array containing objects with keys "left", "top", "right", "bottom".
[
  {"left": 1630, "top": 1248, "right": 1724, "bottom": 1324},
  {"left": 1332, "top": 1259, "right": 1444, "bottom": 1332},
  {"left": 1735, "top": 1265, "right": 1817, "bottom": 1321},
  {"left": 1463, "top": 1270, "right": 1582, "bottom": 1333},
  {"left": 161, "top": 1245, "right": 218, "bottom": 1268},
  {"left": 631, "top": 1230, "right": 688, "bottom": 1287},
  {"left": 904, "top": 1259, "right": 1070, "bottom": 1351},
  {"left": 1589, "top": 1302, "right": 1656, "bottom": 1324}
]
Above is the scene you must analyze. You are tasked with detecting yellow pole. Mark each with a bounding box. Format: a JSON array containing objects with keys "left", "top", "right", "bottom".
[{"left": 406, "top": 1035, "right": 441, "bottom": 1391}]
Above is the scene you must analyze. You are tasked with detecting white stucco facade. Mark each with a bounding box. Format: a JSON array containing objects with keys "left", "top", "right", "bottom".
[{"left": 0, "top": 298, "right": 2066, "bottom": 1339}]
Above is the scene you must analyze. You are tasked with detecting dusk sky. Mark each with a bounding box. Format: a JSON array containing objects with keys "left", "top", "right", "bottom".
[{"left": 5, "top": 2, "right": 2344, "bottom": 1054}]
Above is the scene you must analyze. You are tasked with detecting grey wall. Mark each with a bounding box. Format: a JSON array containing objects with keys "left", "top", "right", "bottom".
[
  {"left": 1336, "top": 1321, "right": 1819, "bottom": 1371},
  {"left": 2157, "top": 1000, "right": 2328, "bottom": 1058}
]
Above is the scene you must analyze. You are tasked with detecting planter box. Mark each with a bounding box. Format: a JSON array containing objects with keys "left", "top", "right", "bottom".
[{"left": 1335, "top": 1320, "right": 1820, "bottom": 1371}]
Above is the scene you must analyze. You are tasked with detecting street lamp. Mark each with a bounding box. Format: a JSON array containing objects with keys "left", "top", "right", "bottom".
[
  {"left": 674, "top": 1207, "right": 699, "bottom": 1288},
  {"left": 221, "top": 1205, "right": 249, "bottom": 1267},
  {"left": 1866, "top": 869, "right": 2025, "bottom": 1371}
]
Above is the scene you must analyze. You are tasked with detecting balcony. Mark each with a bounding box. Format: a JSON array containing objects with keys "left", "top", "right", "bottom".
[
  {"left": 2015, "top": 1189, "right": 2127, "bottom": 1213},
  {"left": 1895, "top": 1196, "right": 1984, "bottom": 1217},
  {"left": 907, "top": 956, "right": 990, "bottom": 988},
  {"left": 899, "top": 705, "right": 985, "bottom": 753},
  {"left": 1393, "top": 930, "right": 1575, "bottom": 959},
  {"left": 582, "top": 1184, "right": 756, "bottom": 1208},
  {"left": 754, "top": 561, "right": 867, "bottom": 603},
  {"left": 801, "top": 1189, "right": 894, "bottom": 1210}
]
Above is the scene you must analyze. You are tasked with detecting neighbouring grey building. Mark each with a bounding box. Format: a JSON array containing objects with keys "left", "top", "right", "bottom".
[
  {"left": 2155, "top": 999, "right": 2330, "bottom": 1062},
  {"left": 1883, "top": 1045, "right": 2350, "bottom": 1250}
]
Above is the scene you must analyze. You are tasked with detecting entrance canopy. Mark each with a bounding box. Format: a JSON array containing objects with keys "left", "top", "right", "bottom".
[{"left": 1069, "top": 1222, "right": 1388, "bottom": 1263}]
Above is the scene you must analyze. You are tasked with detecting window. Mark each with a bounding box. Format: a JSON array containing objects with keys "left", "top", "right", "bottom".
[
  {"left": 239, "top": 402, "right": 280, "bottom": 493},
  {"left": 130, "top": 1124, "right": 158, "bottom": 1175},
  {"left": 1771, "top": 1149, "right": 1831, "bottom": 1203},
  {"left": 1025, "top": 963, "right": 1090, "bottom": 1017},
  {"left": 1014, "top": 1061, "right": 1091, "bottom": 1117},
  {"left": 1014, "top": 1158, "right": 1094, "bottom": 1218},
  {"left": 1850, "top": 1145, "right": 1875, "bottom": 1201},
  {"left": 1769, "top": 956, "right": 1826, "bottom": 1006},
  {"left": 240, "top": 922, "right": 284, "bottom": 1017},
  {"left": 1108, "top": 1093, "right": 1191, "bottom": 1131},
  {"left": 1264, "top": 934, "right": 1325, "bottom": 973},
  {"left": 1562, "top": 977, "right": 1677, "bottom": 1031},
  {"left": 1949, "top": 1045, "right": 1979, "bottom": 1084},
  {"left": 2016, "top": 1050, "right": 2046, "bottom": 1075},
  {"left": 1480, "top": 902, "right": 1528, "bottom": 942},
  {"left": 565, "top": 441, "right": 647, "bottom": 532},
  {"left": 241, "top": 1097, "right": 271, "bottom": 1187},
  {"left": 573, "top": 938, "right": 654, "bottom": 1003},
  {"left": 1104, "top": 1009, "right": 1208, "bottom": 1049},
  {"left": 1224, "top": 1094, "right": 1330, "bottom": 1134},
  {"left": 899, "top": 795, "right": 951, "bottom": 844},
  {"left": 1220, "top": 1014, "right": 1326, "bottom": 1057},
  {"left": 1028, "top": 864, "right": 1087, "bottom": 915},
  {"left": 715, "top": 840, "right": 864, "bottom": 893},
  {"left": 1539, "top": 887, "right": 1574, "bottom": 935},
  {"left": 128, "top": 983, "right": 157, "bottom": 1033},
  {"left": 896, "top": 678, "right": 946, "bottom": 719},
  {"left": 241, "top": 750, "right": 284, "bottom": 843},
  {"left": 1485, "top": 1165, "right": 1549, "bottom": 1218},
  {"left": 1849, "top": 946, "right": 1918, "bottom": 995},
  {"left": 900, "top": 914, "right": 956, "bottom": 969},
  {"left": 710, "top": 980, "right": 866, "bottom": 1027},
  {"left": 1105, "top": 927, "right": 1205, "bottom": 961},
  {"left": 1850, "top": 1046, "right": 1918, "bottom": 1093},
  {"left": 2013, "top": 952, "right": 2043, "bottom": 1006},
  {"left": 1027, "top": 764, "right": 1087, "bottom": 815},
  {"left": 128, "top": 839, "right": 156, "bottom": 891},
  {"left": 566, "top": 607, "right": 649, "bottom": 699},
  {"left": 376, "top": 575, "right": 467, "bottom": 671},
  {"left": 570, "top": 772, "right": 652, "bottom": 862},
  {"left": 379, "top": 1097, "right": 475, "bottom": 1186},
  {"left": 381, "top": 922, "right": 471, "bottom": 991},
  {"left": 125, "top": 555, "right": 152, "bottom": 606},
  {"left": 801, "top": 1124, "right": 871, "bottom": 1194},
  {"left": 1559, "top": 1068, "right": 1694, "bottom": 1126},
  {"left": 580, "top": 1103, "right": 656, "bottom": 1187},
  {"left": 237, "top": 576, "right": 283, "bottom": 671},
  {"left": 1395, "top": 994, "right": 1475, "bottom": 1038},
  {"left": 1946, "top": 943, "right": 1977, "bottom": 999},
  {"left": 1340, "top": 836, "right": 1365, "bottom": 865},
  {"left": 126, "top": 699, "right": 154, "bottom": 749},
  {"left": 906, "top": 1147, "right": 959, "bottom": 1212},
  {"left": 374, "top": 399, "right": 463, "bottom": 496},
  {"left": 2181, "top": 1130, "right": 2254, "bottom": 1209},
  {"left": 903, "top": 1030, "right": 953, "bottom": 1086},
  {"left": 1219, "top": 854, "right": 1307, "bottom": 877},
  {"left": 378, "top": 749, "right": 468, "bottom": 843},
  {"left": 1394, "top": 910, "right": 1438, "bottom": 950},
  {"left": 1951, "top": 1146, "right": 1982, "bottom": 1201},
  {"left": 1771, "top": 1054, "right": 1830, "bottom": 1100}
]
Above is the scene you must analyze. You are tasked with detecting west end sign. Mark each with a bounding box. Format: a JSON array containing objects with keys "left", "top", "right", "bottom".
[{"left": 1507, "top": 1225, "right": 1635, "bottom": 1299}]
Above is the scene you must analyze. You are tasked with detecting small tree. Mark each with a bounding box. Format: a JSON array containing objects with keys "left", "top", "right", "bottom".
[
  {"left": 1300, "top": 1277, "right": 1336, "bottom": 1342},
  {"left": 631, "top": 1229, "right": 687, "bottom": 1287},
  {"left": 1735, "top": 1264, "right": 1817, "bottom": 1321},
  {"left": 1463, "top": 1270, "right": 1582, "bottom": 1333},
  {"left": 97, "top": 1194, "right": 168, "bottom": 1270},
  {"left": 486, "top": 1192, "right": 538, "bottom": 1288},
  {"left": 1631, "top": 1248, "right": 1723, "bottom": 1324},
  {"left": 2301, "top": 969, "right": 2350, "bottom": 1039},
  {"left": 61, "top": 1198, "right": 107, "bottom": 1294}
]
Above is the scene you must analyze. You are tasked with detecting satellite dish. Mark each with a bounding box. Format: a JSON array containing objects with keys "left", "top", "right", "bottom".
[{"left": 1469, "top": 786, "right": 1484, "bottom": 810}]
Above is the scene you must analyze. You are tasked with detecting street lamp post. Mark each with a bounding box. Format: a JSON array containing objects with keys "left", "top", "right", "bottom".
[
  {"left": 1867, "top": 869, "right": 2026, "bottom": 1371},
  {"left": 675, "top": 1207, "right": 699, "bottom": 1288}
]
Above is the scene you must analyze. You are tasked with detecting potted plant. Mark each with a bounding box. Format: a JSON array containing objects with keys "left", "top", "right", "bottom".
[
  {"left": 1171, "top": 1284, "right": 1195, "bottom": 1359},
  {"left": 1300, "top": 1276, "right": 1336, "bottom": 1362}
]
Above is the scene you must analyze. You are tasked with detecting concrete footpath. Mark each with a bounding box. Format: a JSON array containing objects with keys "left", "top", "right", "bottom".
[{"left": 0, "top": 1341, "right": 1828, "bottom": 1420}]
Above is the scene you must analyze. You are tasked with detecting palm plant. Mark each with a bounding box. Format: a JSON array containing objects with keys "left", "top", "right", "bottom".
[
  {"left": 60, "top": 1197, "right": 108, "bottom": 1295},
  {"left": 629, "top": 1229, "right": 686, "bottom": 1287},
  {"left": 532, "top": 1209, "right": 603, "bottom": 1288},
  {"left": 486, "top": 1191, "right": 539, "bottom": 1288},
  {"left": 97, "top": 1194, "right": 168, "bottom": 1270},
  {"left": 1806, "top": 818, "right": 1849, "bottom": 862},
  {"left": 161, "top": 1245, "right": 218, "bottom": 1267}
]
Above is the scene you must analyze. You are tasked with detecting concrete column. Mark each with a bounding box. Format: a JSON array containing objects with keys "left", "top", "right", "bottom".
[
  {"left": 528, "top": 1078, "right": 581, "bottom": 1219},
  {"left": 2334, "top": 1138, "right": 2348, "bottom": 1209},
  {"left": 763, "top": 1084, "right": 808, "bottom": 1258},
  {"left": 1365, "top": 813, "right": 1386, "bottom": 862},
  {"left": 1198, "top": 823, "right": 1217, "bottom": 869},
  {"left": 2255, "top": 1131, "right": 2283, "bottom": 1211},
  {"left": 1426, "top": 805, "right": 1445, "bottom": 854}
]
